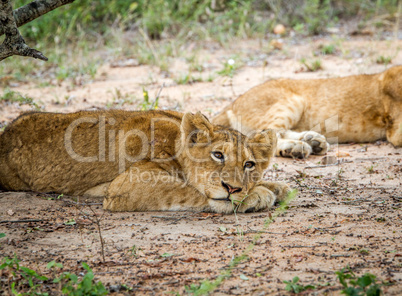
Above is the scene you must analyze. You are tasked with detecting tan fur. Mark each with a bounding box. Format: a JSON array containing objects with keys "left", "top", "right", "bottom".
[
  {"left": 213, "top": 66, "right": 402, "bottom": 158},
  {"left": 0, "top": 110, "right": 289, "bottom": 213}
]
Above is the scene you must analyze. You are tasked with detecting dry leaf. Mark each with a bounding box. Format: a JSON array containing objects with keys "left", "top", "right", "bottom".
[{"left": 336, "top": 151, "right": 350, "bottom": 157}]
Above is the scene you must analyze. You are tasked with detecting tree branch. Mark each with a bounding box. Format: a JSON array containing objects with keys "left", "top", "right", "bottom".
[
  {"left": 0, "top": 0, "right": 48, "bottom": 61},
  {"left": 0, "top": 0, "right": 75, "bottom": 37}
]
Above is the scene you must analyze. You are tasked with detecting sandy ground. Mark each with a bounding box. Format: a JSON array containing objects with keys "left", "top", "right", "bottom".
[{"left": 0, "top": 35, "right": 402, "bottom": 295}]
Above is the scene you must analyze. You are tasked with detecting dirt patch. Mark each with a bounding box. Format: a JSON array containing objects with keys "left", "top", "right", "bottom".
[{"left": 1, "top": 36, "right": 401, "bottom": 295}]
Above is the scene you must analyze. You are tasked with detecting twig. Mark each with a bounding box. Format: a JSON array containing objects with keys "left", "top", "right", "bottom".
[
  {"left": 304, "top": 160, "right": 353, "bottom": 169},
  {"left": 87, "top": 205, "right": 106, "bottom": 263},
  {"left": 139, "top": 28, "right": 159, "bottom": 65},
  {"left": 246, "top": 227, "right": 286, "bottom": 235},
  {"left": 282, "top": 245, "right": 315, "bottom": 248},
  {"left": 395, "top": 0, "right": 401, "bottom": 40},
  {"left": 151, "top": 83, "right": 165, "bottom": 109},
  {"left": 0, "top": 219, "right": 44, "bottom": 224},
  {"left": 314, "top": 225, "right": 341, "bottom": 230},
  {"left": 63, "top": 199, "right": 103, "bottom": 206},
  {"left": 0, "top": 0, "right": 48, "bottom": 61},
  {"left": 151, "top": 215, "right": 187, "bottom": 221}
]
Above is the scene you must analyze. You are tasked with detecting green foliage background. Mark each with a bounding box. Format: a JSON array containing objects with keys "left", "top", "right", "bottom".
[{"left": 13, "top": 0, "right": 400, "bottom": 45}]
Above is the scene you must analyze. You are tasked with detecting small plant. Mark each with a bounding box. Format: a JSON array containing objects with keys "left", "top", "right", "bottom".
[
  {"left": 231, "top": 194, "right": 249, "bottom": 238},
  {"left": 0, "top": 88, "right": 41, "bottom": 110},
  {"left": 130, "top": 245, "right": 141, "bottom": 258},
  {"left": 284, "top": 276, "right": 316, "bottom": 293},
  {"left": 321, "top": 44, "right": 336, "bottom": 55},
  {"left": 302, "top": 0, "right": 331, "bottom": 35},
  {"left": 64, "top": 218, "right": 76, "bottom": 225},
  {"left": 217, "top": 58, "right": 241, "bottom": 78},
  {"left": 272, "top": 163, "right": 279, "bottom": 170},
  {"left": 187, "top": 55, "right": 204, "bottom": 72},
  {"left": 0, "top": 255, "right": 49, "bottom": 295},
  {"left": 185, "top": 279, "right": 220, "bottom": 296},
  {"left": 56, "top": 262, "right": 108, "bottom": 295},
  {"left": 359, "top": 248, "right": 370, "bottom": 255},
  {"left": 174, "top": 73, "right": 203, "bottom": 85},
  {"left": 335, "top": 266, "right": 383, "bottom": 296},
  {"left": 366, "top": 165, "right": 377, "bottom": 174},
  {"left": 293, "top": 23, "right": 305, "bottom": 34},
  {"left": 376, "top": 56, "right": 392, "bottom": 66},
  {"left": 141, "top": 87, "right": 161, "bottom": 110},
  {"left": 300, "top": 58, "right": 323, "bottom": 72},
  {"left": 0, "top": 233, "right": 5, "bottom": 239},
  {"left": 107, "top": 88, "right": 137, "bottom": 108}
]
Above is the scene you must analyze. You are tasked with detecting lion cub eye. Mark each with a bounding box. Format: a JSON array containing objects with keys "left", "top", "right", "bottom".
[
  {"left": 244, "top": 161, "right": 255, "bottom": 170},
  {"left": 211, "top": 151, "right": 224, "bottom": 161}
]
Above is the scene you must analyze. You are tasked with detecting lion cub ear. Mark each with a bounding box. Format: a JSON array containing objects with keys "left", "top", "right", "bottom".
[
  {"left": 181, "top": 112, "right": 214, "bottom": 144},
  {"left": 249, "top": 129, "right": 277, "bottom": 167},
  {"left": 383, "top": 66, "right": 402, "bottom": 101}
]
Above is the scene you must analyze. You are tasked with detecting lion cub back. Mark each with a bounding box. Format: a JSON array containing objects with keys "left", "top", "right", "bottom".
[{"left": 0, "top": 110, "right": 183, "bottom": 194}]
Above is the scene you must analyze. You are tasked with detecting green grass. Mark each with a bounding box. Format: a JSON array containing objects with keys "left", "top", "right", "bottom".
[
  {"left": 0, "top": 88, "right": 41, "bottom": 110},
  {"left": 174, "top": 73, "right": 204, "bottom": 85},
  {"left": 0, "top": 256, "right": 107, "bottom": 295},
  {"left": 284, "top": 276, "right": 316, "bottom": 293},
  {"left": 320, "top": 44, "right": 337, "bottom": 55},
  {"left": 335, "top": 266, "right": 384, "bottom": 296},
  {"left": 216, "top": 58, "right": 242, "bottom": 78},
  {"left": 376, "top": 55, "right": 392, "bottom": 66},
  {"left": 1, "top": 0, "right": 399, "bottom": 81},
  {"left": 300, "top": 58, "right": 323, "bottom": 72}
]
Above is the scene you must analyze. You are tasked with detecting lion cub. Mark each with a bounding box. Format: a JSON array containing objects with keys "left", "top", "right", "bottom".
[
  {"left": 213, "top": 65, "right": 402, "bottom": 158},
  {"left": 0, "top": 110, "right": 289, "bottom": 213}
]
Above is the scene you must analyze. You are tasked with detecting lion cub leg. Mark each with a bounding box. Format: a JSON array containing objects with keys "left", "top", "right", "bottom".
[
  {"left": 237, "top": 181, "right": 290, "bottom": 213},
  {"left": 276, "top": 130, "right": 330, "bottom": 159},
  {"left": 103, "top": 163, "right": 208, "bottom": 212}
]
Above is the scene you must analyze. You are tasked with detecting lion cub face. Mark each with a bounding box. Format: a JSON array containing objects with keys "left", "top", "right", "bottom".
[
  {"left": 383, "top": 66, "right": 402, "bottom": 147},
  {"left": 178, "top": 113, "right": 276, "bottom": 212}
]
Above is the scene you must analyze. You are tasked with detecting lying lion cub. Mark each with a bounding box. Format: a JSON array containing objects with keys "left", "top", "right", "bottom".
[
  {"left": 0, "top": 110, "right": 289, "bottom": 213},
  {"left": 213, "top": 65, "right": 402, "bottom": 158}
]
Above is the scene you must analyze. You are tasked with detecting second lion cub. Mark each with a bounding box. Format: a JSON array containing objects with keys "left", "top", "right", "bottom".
[{"left": 213, "top": 66, "right": 402, "bottom": 158}]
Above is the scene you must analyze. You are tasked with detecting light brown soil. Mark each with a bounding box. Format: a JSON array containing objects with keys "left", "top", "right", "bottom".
[{"left": 0, "top": 36, "right": 401, "bottom": 295}]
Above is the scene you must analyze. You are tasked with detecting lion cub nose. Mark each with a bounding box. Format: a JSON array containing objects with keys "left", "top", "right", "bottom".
[{"left": 221, "top": 181, "right": 242, "bottom": 194}]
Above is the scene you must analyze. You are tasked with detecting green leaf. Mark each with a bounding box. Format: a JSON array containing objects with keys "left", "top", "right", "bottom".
[
  {"left": 342, "top": 286, "right": 361, "bottom": 296},
  {"left": 366, "top": 284, "right": 382, "bottom": 296},
  {"left": 47, "top": 260, "right": 63, "bottom": 269},
  {"left": 64, "top": 218, "right": 76, "bottom": 225},
  {"left": 0, "top": 233, "right": 5, "bottom": 238},
  {"left": 357, "top": 274, "right": 373, "bottom": 288},
  {"left": 240, "top": 274, "right": 249, "bottom": 280},
  {"left": 161, "top": 252, "right": 175, "bottom": 257}
]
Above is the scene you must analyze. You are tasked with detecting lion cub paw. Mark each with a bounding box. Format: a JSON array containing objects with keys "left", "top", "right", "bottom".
[
  {"left": 277, "top": 139, "right": 312, "bottom": 159},
  {"left": 301, "top": 131, "right": 330, "bottom": 155},
  {"left": 239, "top": 182, "right": 291, "bottom": 213}
]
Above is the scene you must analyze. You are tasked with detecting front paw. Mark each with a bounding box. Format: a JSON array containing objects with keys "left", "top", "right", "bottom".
[
  {"left": 260, "top": 181, "right": 291, "bottom": 203},
  {"left": 277, "top": 139, "right": 312, "bottom": 159},
  {"left": 238, "top": 186, "right": 276, "bottom": 213},
  {"left": 301, "top": 131, "right": 330, "bottom": 155}
]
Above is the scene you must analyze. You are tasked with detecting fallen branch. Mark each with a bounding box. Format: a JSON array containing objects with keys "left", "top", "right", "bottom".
[{"left": 0, "top": 219, "right": 44, "bottom": 224}]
